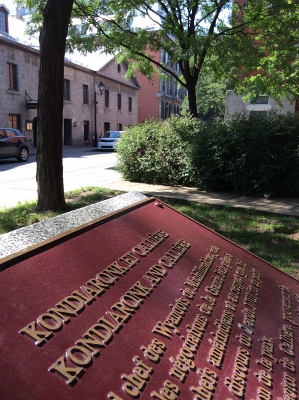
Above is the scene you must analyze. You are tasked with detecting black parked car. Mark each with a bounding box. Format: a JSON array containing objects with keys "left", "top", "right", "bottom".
[{"left": 0, "top": 128, "right": 29, "bottom": 162}]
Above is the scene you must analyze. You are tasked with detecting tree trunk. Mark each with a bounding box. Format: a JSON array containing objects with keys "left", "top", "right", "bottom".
[
  {"left": 36, "top": 0, "right": 74, "bottom": 211},
  {"left": 182, "top": 63, "right": 199, "bottom": 118},
  {"left": 187, "top": 82, "right": 198, "bottom": 118}
]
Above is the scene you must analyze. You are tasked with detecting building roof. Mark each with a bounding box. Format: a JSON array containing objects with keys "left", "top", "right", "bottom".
[{"left": 65, "top": 50, "right": 114, "bottom": 71}]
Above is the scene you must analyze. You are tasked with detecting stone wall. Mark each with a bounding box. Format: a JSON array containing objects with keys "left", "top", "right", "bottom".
[
  {"left": 225, "top": 90, "right": 295, "bottom": 118},
  {"left": 0, "top": 38, "right": 138, "bottom": 148}
]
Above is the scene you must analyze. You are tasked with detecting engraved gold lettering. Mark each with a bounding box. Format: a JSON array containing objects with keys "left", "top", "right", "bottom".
[
  {"left": 279, "top": 324, "right": 295, "bottom": 356},
  {"left": 152, "top": 322, "right": 174, "bottom": 339},
  {"left": 105, "top": 263, "right": 129, "bottom": 278},
  {"left": 107, "top": 309, "right": 131, "bottom": 325},
  {"left": 120, "top": 294, "right": 141, "bottom": 309},
  {"left": 119, "top": 252, "right": 140, "bottom": 267},
  {"left": 198, "top": 303, "right": 213, "bottom": 316},
  {"left": 144, "top": 272, "right": 162, "bottom": 287},
  {"left": 184, "top": 253, "right": 217, "bottom": 291},
  {"left": 86, "top": 278, "right": 108, "bottom": 291},
  {"left": 95, "top": 271, "right": 114, "bottom": 284},
  {"left": 61, "top": 295, "right": 86, "bottom": 312},
  {"left": 67, "top": 345, "right": 93, "bottom": 367},
  {"left": 169, "top": 346, "right": 196, "bottom": 382},
  {"left": 259, "top": 337, "right": 277, "bottom": 362},
  {"left": 85, "top": 322, "right": 113, "bottom": 344},
  {"left": 112, "top": 301, "right": 135, "bottom": 317},
  {"left": 208, "top": 310, "right": 234, "bottom": 368},
  {"left": 181, "top": 287, "right": 195, "bottom": 300},
  {"left": 225, "top": 376, "right": 245, "bottom": 397},
  {"left": 49, "top": 356, "right": 83, "bottom": 385},
  {"left": 108, "top": 392, "right": 124, "bottom": 400},
  {"left": 280, "top": 357, "right": 296, "bottom": 373},
  {"left": 256, "top": 357, "right": 273, "bottom": 373},
  {"left": 71, "top": 290, "right": 92, "bottom": 304},
  {"left": 190, "top": 384, "right": 213, "bottom": 399},
  {"left": 194, "top": 367, "right": 218, "bottom": 395},
  {"left": 201, "top": 295, "right": 216, "bottom": 306},
  {"left": 236, "top": 333, "right": 252, "bottom": 348},
  {"left": 37, "top": 313, "right": 63, "bottom": 332},
  {"left": 254, "top": 369, "right": 273, "bottom": 388},
  {"left": 225, "top": 301, "right": 237, "bottom": 312},
  {"left": 48, "top": 302, "right": 77, "bottom": 323},
  {"left": 20, "top": 233, "right": 163, "bottom": 348},
  {"left": 225, "top": 347, "right": 250, "bottom": 398},
  {"left": 80, "top": 285, "right": 102, "bottom": 302},
  {"left": 130, "top": 281, "right": 153, "bottom": 298},
  {"left": 141, "top": 338, "right": 166, "bottom": 363},
  {"left": 76, "top": 335, "right": 104, "bottom": 356},
  {"left": 132, "top": 245, "right": 148, "bottom": 257},
  {"left": 19, "top": 321, "right": 53, "bottom": 346},
  {"left": 282, "top": 372, "right": 298, "bottom": 399},
  {"left": 153, "top": 297, "right": 190, "bottom": 337},
  {"left": 151, "top": 379, "right": 179, "bottom": 399},
  {"left": 256, "top": 386, "right": 272, "bottom": 400},
  {"left": 121, "top": 356, "right": 153, "bottom": 398},
  {"left": 159, "top": 257, "right": 174, "bottom": 269}
]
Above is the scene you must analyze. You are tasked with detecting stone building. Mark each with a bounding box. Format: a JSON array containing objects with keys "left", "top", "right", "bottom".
[
  {"left": 0, "top": 4, "right": 139, "bottom": 148},
  {"left": 225, "top": 90, "right": 296, "bottom": 119}
]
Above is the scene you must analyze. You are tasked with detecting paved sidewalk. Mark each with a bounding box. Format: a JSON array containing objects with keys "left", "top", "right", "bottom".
[
  {"left": 31, "top": 146, "right": 299, "bottom": 217},
  {"left": 102, "top": 180, "right": 299, "bottom": 217}
]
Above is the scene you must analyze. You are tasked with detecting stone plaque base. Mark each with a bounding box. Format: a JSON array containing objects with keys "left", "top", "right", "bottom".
[{"left": 0, "top": 197, "right": 298, "bottom": 399}]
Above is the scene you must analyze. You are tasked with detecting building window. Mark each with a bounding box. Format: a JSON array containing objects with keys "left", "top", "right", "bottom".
[
  {"left": 117, "top": 64, "right": 121, "bottom": 73},
  {"left": 9, "top": 114, "right": 21, "bottom": 130},
  {"left": 83, "top": 120, "right": 89, "bottom": 141},
  {"left": 83, "top": 84, "right": 89, "bottom": 104},
  {"left": 128, "top": 96, "right": 132, "bottom": 113},
  {"left": 63, "top": 79, "right": 70, "bottom": 101},
  {"left": 26, "top": 120, "right": 33, "bottom": 131},
  {"left": 105, "top": 89, "right": 109, "bottom": 108},
  {"left": 0, "top": 8, "right": 8, "bottom": 33},
  {"left": 7, "top": 63, "right": 18, "bottom": 91},
  {"left": 118, "top": 93, "right": 122, "bottom": 110},
  {"left": 117, "top": 124, "right": 123, "bottom": 131},
  {"left": 251, "top": 96, "right": 269, "bottom": 104}
]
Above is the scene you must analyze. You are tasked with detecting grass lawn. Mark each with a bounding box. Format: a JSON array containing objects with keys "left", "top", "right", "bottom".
[{"left": 1, "top": 187, "right": 299, "bottom": 279}]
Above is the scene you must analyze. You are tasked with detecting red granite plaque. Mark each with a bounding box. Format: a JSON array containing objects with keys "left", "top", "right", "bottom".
[{"left": 0, "top": 197, "right": 298, "bottom": 399}]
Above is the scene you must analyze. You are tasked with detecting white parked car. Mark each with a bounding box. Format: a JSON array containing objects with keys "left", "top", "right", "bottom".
[{"left": 98, "top": 131, "right": 124, "bottom": 151}]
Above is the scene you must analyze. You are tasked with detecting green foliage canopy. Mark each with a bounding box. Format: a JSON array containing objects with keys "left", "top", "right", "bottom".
[{"left": 17, "top": 0, "right": 299, "bottom": 117}]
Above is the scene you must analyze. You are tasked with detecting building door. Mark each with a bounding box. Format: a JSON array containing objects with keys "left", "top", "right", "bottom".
[
  {"left": 84, "top": 121, "right": 89, "bottom": 142},
  {"left": 64, "top": 119, "right": 72, "bottom": 146},
  {"left": 104, "top": 122, "right": 110, "bottom": 135},
  {"left": 33, "top": 117, "right": 37, "bottom": 147}
]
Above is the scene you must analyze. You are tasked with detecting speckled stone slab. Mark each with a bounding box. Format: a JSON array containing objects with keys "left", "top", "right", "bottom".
[{"left": 0, "top": 191, "right": 148, "bottom": 260}]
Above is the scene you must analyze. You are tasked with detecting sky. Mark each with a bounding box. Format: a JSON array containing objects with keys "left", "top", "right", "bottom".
[
  {"left": 1, "top": 1, "right": 113, "bottom": 70},
  {"left": 2, "top": 0, "right": 16, "bottom": 13}
]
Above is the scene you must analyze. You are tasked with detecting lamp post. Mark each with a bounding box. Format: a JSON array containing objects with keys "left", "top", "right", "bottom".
[{"left": 94, "top": 81, "right": 105, "bottom": 147}]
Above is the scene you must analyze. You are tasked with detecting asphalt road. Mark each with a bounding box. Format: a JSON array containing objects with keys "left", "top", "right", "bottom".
[{"left": 0, "top": 149, "right": 121, "bottom": 209}]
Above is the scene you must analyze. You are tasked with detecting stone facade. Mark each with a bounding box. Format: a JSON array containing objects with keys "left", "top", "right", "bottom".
[
  {"left": 0, "top": 27, "right": 139, "bottom": 148},
  {"left": 225, "top": 90, "right": 296, "bottom": 118}
]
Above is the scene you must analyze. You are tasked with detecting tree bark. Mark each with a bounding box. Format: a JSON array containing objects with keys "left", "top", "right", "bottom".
[
  {"left": 187, "top": 82, "right": 198, "bottom": 118},
  {"left": 36, "top": 0, "right": 74, "bottom": 211}
]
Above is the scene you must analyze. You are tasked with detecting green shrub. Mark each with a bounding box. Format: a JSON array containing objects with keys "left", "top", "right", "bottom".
[
  {"left": 118, "top": 111, "right": 299, "bottom": 197},
  {"left": 117, "top": 116, "right": 198, "bottom": 186},
  {"left": 192, "top": 111, "right": 299, "bottom": 197}
]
